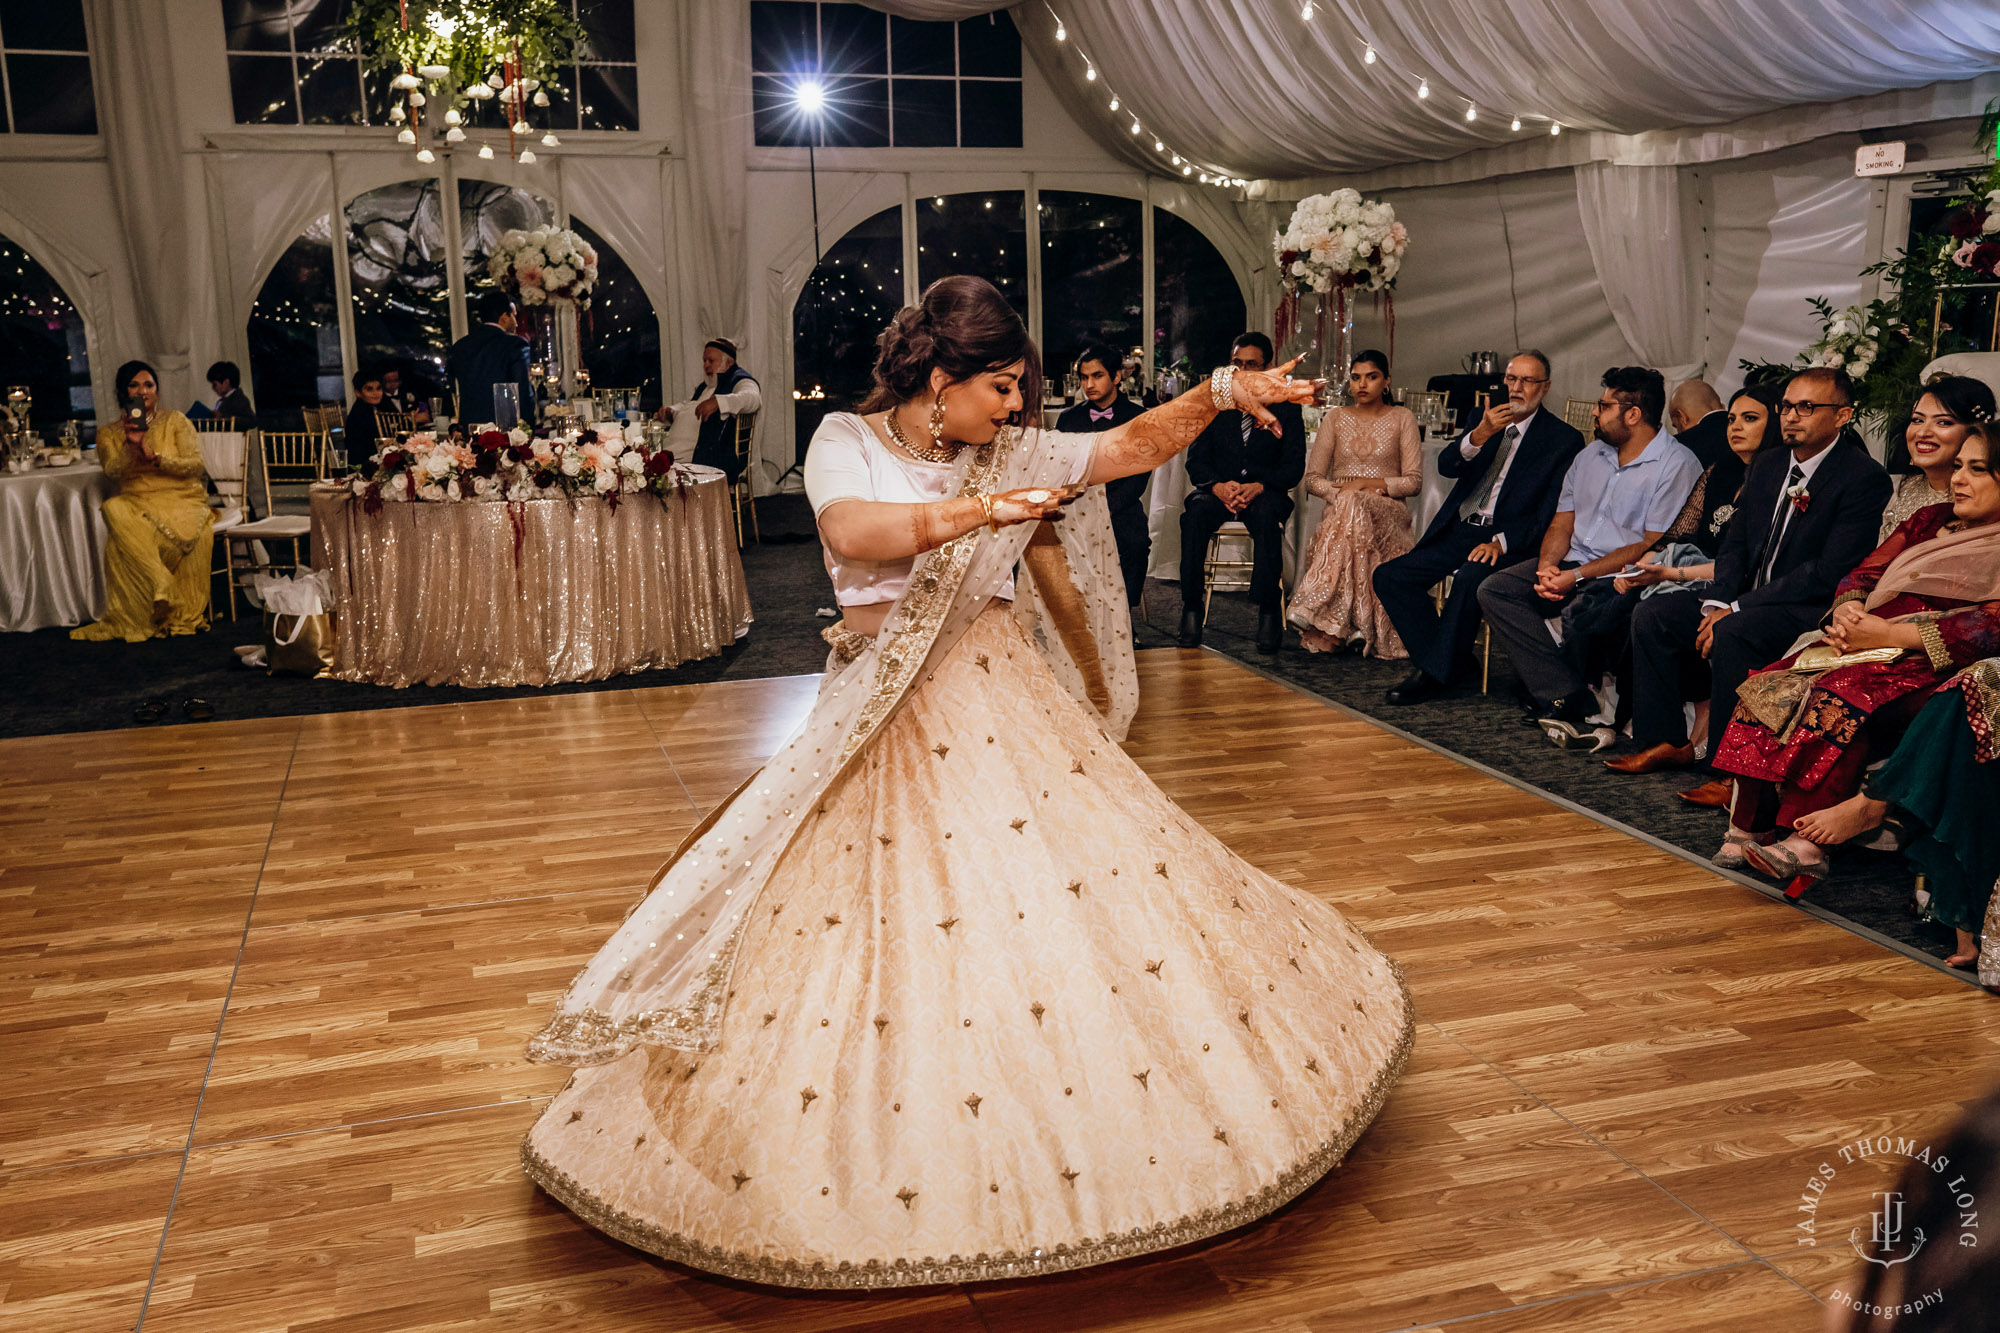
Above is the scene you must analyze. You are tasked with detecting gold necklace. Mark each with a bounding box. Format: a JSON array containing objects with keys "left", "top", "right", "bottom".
[{"left": 884, "top": 407, "right": 959, "bottom": 464}]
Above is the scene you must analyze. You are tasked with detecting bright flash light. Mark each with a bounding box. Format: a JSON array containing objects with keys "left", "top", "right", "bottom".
[{"left": 795, "top": 80, "right": 827, "bottom": 115}]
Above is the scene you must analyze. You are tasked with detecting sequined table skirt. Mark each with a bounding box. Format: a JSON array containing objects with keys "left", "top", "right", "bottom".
[{"left": 310, "top": 471, "right": 752, "bottom": 688}]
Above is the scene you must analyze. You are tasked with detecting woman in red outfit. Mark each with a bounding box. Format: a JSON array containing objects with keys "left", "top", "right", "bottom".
[{"left": 1713, "top": 424, "right": 2000, "bottom": 880}]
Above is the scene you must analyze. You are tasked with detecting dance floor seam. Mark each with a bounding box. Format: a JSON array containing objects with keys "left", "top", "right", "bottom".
[{"left": 7, "top": 652, "right": 1997, "bottom": 1331}]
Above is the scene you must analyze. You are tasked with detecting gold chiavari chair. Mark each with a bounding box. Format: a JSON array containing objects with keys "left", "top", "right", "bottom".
[
  {"left": 731, "top": 411, "right": 761, "bottom": 544},
  {"left": 1562, "top": 397, "right": 1597, "bottom": 435},
  {"left": 190, "top": 415, "right": 239, "bottom": 433},
  {"left": 221, "top": 430, "right": 318, "bottom": 619},
  {"left": 376, "top": 410, "right": 415, "bottom": 438}
]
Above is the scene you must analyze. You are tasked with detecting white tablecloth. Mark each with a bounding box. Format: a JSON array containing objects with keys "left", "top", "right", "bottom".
[{"left": 0, "top": 461, "right": 111, "bottom": 632}]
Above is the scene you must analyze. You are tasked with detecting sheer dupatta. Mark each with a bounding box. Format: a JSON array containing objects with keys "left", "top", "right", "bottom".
[{"left": 527, "top": 425, "right": 1131, "bottom": 1066}]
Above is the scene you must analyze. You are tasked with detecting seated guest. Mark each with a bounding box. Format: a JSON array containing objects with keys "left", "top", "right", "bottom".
[
  {"left": 343, "top": 367, "right": 391, "bottom": 470},
  {"left": 1878, "top": 375, "right": 1995, "bottom": 540},
  {"left": 190, "top": 360, "right": 254, "bottom": 425},
  {"left": 1804, "top": 671, "right": 2000, "bottom": 969},
  {"left": 1289, "top": 349, "right": 1420, "bottom": 655},
  {"left": 449, "top": 289, "right": 535, "bottom": 425},
  {"left": 1605, "top": 383, "right": 1784, "bottom": 772},
  {"left": 1661, "top": 369, "right": 1893, "bottom": 804},
  {"left": 1667, "top": 378, "right": 1729, "bottom": 469},
  {"left": 662, "top": 337, "right": 761, "bottom": 480},
  {"left": 1713, "top": 423, "right": 2000, "bottom": 883},
  {"left": 1177, "top": 331, "right": 1307, "bottom": 653},
  {"left": 71, "top": 361, "right": 212, "bottom": 642},
  {"left": 379, "top": 364, "right": 432, "bottom": 425},
  {"left": 1477, "top": 366, "right": 1702, "bottom": 747},
  {"left": 1374, "top": 350, "right": 1585, "bottom": 703},
  {"left": 1055, "top": 344, "right": 1146, "bottom": 607}
]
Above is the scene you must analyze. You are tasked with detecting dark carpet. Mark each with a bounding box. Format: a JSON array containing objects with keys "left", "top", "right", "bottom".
[
  {"left": 1, "top": 494, "right": 1969, "bottom": 975},
  {"left": 1150, "top": 584, "right": 1970, "bottom": 974}
]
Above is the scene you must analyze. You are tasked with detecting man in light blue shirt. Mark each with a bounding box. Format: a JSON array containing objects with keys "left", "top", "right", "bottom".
[{"left": 1477, "top": 366, "right": 1702, "bottom": 747}]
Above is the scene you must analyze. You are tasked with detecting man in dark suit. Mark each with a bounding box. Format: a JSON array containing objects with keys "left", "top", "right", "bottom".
[
  {"left": 1178, "top": 332, "right": 1307, "bottom": 653},
  {"left": 1373, "top": 350, "right": 1586, "bottom": 703},
  {"left": 1056, "top": 344, "right": 1146, "bottom": 607},
  {"left": 448, "top": 289, "right": 535, "bottom": 426},
  {"left": 1669, "top": 378, "right": 1729, "bottom": 469},
  {"left": 1619, "top": 367, "right": 1890, "bottom": 796}
]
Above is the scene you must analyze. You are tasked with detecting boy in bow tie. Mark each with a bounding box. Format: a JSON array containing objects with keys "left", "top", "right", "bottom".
[{"left": 1056, "top": 344, "right": 1147, "bottom": 608}]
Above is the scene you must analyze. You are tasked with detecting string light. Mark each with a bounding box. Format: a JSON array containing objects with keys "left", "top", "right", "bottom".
[
  {"left": 1551, "top": 121, "right": 1562, "bottom": 135},
  {"left": 1417, "top": 78, "right": 1429, "bottom": 99},
  {"left": 1511, "top": 115, "right": 1522, "bottom": 131},
  {"left": 1055, "top": 21, "right": 1065, "bottom": 39},
  {"left": 1109, "top": 95, "right": 1118, "bottom": 110},
  {"left": 1084, "top": 64, "right": 1096, "bottom": 81},
  {"left": 1464, "top": 104, "right": 1477, "bottom": 121},
  {"left": 1301, "top": 2, "right": 1314, "bottom": 18}
]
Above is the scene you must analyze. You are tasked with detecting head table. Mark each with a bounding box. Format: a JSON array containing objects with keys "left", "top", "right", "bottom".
[
  {"left": 310, "top": 464, "right": 753, "bottom": 688},
  {"left": 0, "top": 460, "right": 111, "bottom": 633}
]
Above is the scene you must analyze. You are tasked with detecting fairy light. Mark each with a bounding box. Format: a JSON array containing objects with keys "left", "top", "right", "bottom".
[
  {"left": 1417, "top": 78, "right": 1429, "bottom": 99},
  {"left": 1301, "top": 1, "right": 1314, "bottom": 18},
  {"left": 1511, "top": 115, "right": 1522, "bottom": 131},
  {"left": 1464, "top": 104, "right": 1477, "bottom": 121},
  {"left": 1109, "top": 95, "right": 1118, "bottom": 110},
  {"left": 1363, "top": 44, "right": 1376, "bottom": 64},
  {"left": 1551, "top": 120, "right": 1562, "bottom": 135},
  {"left": 1085, "top": 64, "right": 1096, "bottom": 81}
]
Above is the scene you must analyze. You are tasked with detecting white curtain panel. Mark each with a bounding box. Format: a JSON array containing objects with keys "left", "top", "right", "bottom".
[
  {"left": 1573, "top": 163, "right": 1702, "bottom": 385},
  {"left": 862, "top": 2, "right": 2000, "bottom": 178},
  {"left": 671, "top": 0, "right": 753, "bottom": 349}
]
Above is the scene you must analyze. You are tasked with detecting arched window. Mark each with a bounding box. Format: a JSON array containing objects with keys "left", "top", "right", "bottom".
[
  {"left": 793, "top": 205, "right": 903, "bottom": 449},
  {"left": 248, "top": 216, "right": 341, "bottom": 423},
  {"left": 917, "top": 191, "right": 1025, "bottom": 322},
  {"left": 1154, "top": 207, "right": 1244, "bottom": 376},
  {"left": 572, "top": 217, "right": 661, "bottom": 410},
  {"left": 1039, "top": 191, "right": 1142, "bottom": 376},
  {"left": 0, "top": 233, "right": 91, "bottom": 424}
]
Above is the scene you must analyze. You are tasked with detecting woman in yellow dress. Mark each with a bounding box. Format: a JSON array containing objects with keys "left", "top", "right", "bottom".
[{"left": 71, "top": 361, "right": 213, "bottom": 641}]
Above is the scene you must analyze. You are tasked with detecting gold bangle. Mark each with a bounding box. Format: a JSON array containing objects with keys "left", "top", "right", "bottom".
[{"left": 977, "top": 493, "right": 998, "bottom": 533}]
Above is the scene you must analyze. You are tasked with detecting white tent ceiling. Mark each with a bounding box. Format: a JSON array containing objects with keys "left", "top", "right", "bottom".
[{"left": 866, "top": 1, "right": 2000, "bottom": 179}]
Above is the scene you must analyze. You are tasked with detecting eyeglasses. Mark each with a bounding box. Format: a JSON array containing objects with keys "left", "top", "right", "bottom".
[
  {"left": 1229, "top": 357, "right": 1266, "bottom": 371},
  {"left": 1778, "top": 400, "right": 1842, "bottom": 417},
  {"left": 1502, "top": 374, "right": 1547, "bottom": 386}
]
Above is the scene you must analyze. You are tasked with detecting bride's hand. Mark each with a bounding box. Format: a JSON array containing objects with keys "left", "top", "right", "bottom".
[
  {"left": 989, "top": 482, "right": 1086, "bottom": 527},
  {"left": 1233, "top": 358, "right": 1324, "bottom": 435}
]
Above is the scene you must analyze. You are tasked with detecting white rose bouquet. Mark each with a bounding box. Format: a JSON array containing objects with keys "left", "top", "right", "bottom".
[
  {"left": 486, "top": 225, "right": 599, "bottom": 310},
  {"left": 1272, "top": 188, "right": 1408, "bottom": 354}
]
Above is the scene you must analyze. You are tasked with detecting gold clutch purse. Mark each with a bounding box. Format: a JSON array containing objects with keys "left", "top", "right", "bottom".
[{"left": 1789, "top": 643, "right": 1907, "bottom": 673}]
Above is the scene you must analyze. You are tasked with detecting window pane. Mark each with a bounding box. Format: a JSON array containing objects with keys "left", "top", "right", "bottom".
[
  {"left": 958, "top": 79, "right": 1019, "bottom": 148},
  {"left": 576, "top": 63, "right": 637, "bottom": 132},
  {"left": 1039, "top": 192, "right": 1142, "bottom": 375},
  {"left": 955, "top": 13, "right": 1019, "bottom": 78},
  {"left": 220, "top": 0, "right": 291, "bottom": 52},
  {"left": 248, "top": 219, "right": 341, "bottom": 425},
  {"left": 289, "top": 0, "right": 348, "bottom": 52},
  {"left": 577, "top": 0, "right": 635, "bottom": 62},
  {"left": 571, "top": 217, "right": 660, "bottom": 411},
  {"left": 818, "top": 3, "right": 884, "bottom": 76},
  {"left": 889, "top": 15, "right": 952, "bottom": 76},
  {"left": 1153, "top": 207, "right": 1244, "bottom": 374},
  {"left": 8, "top": 53, "right": 95, "bottom": 133},
  {"left": 794, "top": 204, "right": 902, "bottom": 447},
  {"left": 0, "top": 232, "right": 91, "bottom": 423},
  {"left": 817, "top": 74, "right": 887, "bottom": 148},
  {"left": 890, "top": 78, "right": 952, "bottom": 148},
  {"left": 537, "top": 70, "right": 577, "bottom": 132},
  {"left": 917, "top": 192, "right": 1026, "bottom": 324},
  {"left": 751, "top": 74, "right": 814, "bottom": 147},
  {"left": 297, "top": 53, "right": 363, "bottom": 125},
  {"left": 0, "top": 0, "right": 88, "bottom": 52},
  {"left": 228, "top": 53, "right": 297, "bottom": 124},
  {"left": 750, "top": 1, "right": 817, "bottom": 75}
]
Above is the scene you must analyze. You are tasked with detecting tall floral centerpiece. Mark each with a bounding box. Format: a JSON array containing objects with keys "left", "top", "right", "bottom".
[
  {"left": 1273, "top": 189, "right": 1409, "bottom": 390},
  {"left": 484, "top": 226, "right": 598, "bottom": 395}
]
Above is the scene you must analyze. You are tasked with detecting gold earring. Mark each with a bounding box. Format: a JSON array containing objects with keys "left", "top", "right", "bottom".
[{"left": 929, "top": 393, "right": 947, "bottom": 445}]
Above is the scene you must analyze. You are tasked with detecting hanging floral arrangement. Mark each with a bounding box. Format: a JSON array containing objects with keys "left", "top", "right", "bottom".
[{"left": 340, "top": 0, "right": 584, "bottom": 93}]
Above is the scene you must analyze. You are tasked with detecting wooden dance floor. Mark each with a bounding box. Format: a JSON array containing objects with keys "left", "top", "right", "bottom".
[{"left": 7, "top": 649, "right": 2000, "bottom": 1331}]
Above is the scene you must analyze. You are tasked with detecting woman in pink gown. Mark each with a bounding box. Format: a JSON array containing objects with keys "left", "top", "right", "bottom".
[{"left": 1289, "top": 350, "right": 1422, "bottom": 655}]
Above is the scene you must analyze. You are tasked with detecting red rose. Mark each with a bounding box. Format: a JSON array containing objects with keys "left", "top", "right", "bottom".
[
  {"left": 644, "top": 450, "right": 676, "bottom": 476},
  {"left": 1948, "top": 207, "right": 1988, "bottom": 241},
  {"left": 477, "top": 429, "right": 508, "bottom": 450},
  {"left": 1973, "top": 241, "right": 2000, "bottom": 278}
]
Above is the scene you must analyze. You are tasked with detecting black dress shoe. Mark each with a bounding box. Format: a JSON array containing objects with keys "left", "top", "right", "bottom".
[
  {"left": 1177, "top": 610, "right": 1203, "bottom": 648},
  {"left": 1255, "top": 609, "right": 1282, "bottom": 654},
  {"left": 1385, "top": 669, "right": 1446, "bottom": 705}
]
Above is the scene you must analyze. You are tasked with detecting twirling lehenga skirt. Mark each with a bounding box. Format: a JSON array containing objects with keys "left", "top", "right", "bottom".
[{"left": 523, "top": 606, "right": 1414, "bottom": 1288}]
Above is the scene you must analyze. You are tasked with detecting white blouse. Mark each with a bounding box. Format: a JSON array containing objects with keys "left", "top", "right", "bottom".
[{"left": 804, "top": 412, "right": 1090, "bottom": 607}]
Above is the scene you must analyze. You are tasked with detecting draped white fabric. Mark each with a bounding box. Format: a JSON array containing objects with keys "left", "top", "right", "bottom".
[
  {"left": 85, "top": 0, "right": 193, "bottom": 389},
  {"left": 670, "top": 0, "right": 753, "bottom": 349},
  {"left": 863, "top": 1, "right": 2000, "bottom": 178},
  {"left": 1573, "top": 164, "right": 1703, "bottom": 385}
]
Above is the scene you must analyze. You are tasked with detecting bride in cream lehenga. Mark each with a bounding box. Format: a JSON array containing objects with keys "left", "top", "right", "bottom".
[{"left": 522, "top": 276, "right": 1413, "bottom": 1289}]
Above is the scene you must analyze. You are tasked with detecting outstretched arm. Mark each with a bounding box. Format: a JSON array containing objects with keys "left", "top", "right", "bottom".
[
  {"left": 1086, "top": 360, "right": 1319, "bottom": 486},
  {"left": 817, "top": 485, "right": 1084, "bottom": 563}
]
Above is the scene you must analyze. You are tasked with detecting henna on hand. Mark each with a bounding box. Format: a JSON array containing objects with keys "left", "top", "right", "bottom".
[{"left": 1088, "top": 359, "right": 1318, "bottom": 485}]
